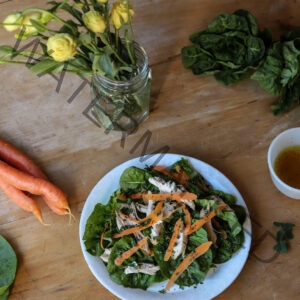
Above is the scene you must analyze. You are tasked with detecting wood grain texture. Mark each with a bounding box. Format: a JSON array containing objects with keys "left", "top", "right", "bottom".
[{"left": 0, "top": 1, "right": 299, "bottom": 299}]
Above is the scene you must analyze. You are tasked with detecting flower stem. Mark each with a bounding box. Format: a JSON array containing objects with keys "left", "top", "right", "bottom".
[
  {"left": 21, "top": 8, "right": 75, "bottom": 32},
  {"left": 100, "top": 33, "right": 128, "bottom": 66}
]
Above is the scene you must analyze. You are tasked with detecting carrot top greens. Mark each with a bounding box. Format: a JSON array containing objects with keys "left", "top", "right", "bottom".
[{"left": 83, "top": 158, "right": 246, "bottom": 291}]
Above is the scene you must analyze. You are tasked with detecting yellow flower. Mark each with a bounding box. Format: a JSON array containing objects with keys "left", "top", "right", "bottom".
[
  {"left": 97, "top": 0, "right": 108, "bottom": 3},
  {"left": 83, "top": 11, "right": 106, "bottom": 33},
  {"left": 47, "top": 33, "right": 77, "bottom": 62},
  {"left": 73, "top": 3, "right": 84, "bottom": 9},
  {"left": 22, "top": 13, "right": 41, "bottom": 35},
  {"left": 3, "top": 13, "right": 23, "bottom": 32},
  {"left": 111, "top": 1, "right": 134, "bottom": 30},
  {"left": 40, "top": 12, "right": 53, "bottom": 24}
]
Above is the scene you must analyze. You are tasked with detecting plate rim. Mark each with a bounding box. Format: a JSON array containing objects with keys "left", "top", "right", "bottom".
[{"left": 79, "top": 153, "right": 252, "bottom": 300}]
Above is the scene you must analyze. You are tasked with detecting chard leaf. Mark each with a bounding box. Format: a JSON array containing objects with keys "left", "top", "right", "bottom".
[
  {"left": 0, "top": 235, "right": 17, "bottom": 299},
  {"left": 280, "top": 40, "right": 300, "bottom": 86},
  {"left": 251, "top": 42, "right": 283, "bottom": 95},
  {"left": 234, "top": 9, "right": 259, "bottom": 36},
  {"left": 182, "top": 9, "right": 269, "bottom": 85}
]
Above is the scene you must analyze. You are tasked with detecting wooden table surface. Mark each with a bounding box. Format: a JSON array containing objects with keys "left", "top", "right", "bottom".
[{"left": 1, "top": 1, "right": 300, "bottom": 299}]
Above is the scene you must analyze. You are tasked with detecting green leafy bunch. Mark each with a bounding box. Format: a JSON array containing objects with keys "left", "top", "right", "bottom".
[
  {"left": 251, "top": 29, "right": 300, "bottom": 115},
  {"left": 181, "top": 9, "right": 272, "bottom": 86},
  {"left": 0, "top": 0, "right": 137, "bottom": 79},
  {"left": 182, "top": 9, "right": 300, "bottom": 115}
]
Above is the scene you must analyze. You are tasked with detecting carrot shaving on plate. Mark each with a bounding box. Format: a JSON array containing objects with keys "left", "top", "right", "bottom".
[
  {"left": 116, "top": 193, "right": 128, "bottom": 201},
  {"left": 114, "top": 237, "right": 148, "bottom": 266},
  {"left": 113, "top": 202, "right": 164, "bottom": 238},
  {"left": 164, "top": 218, "right": 184, "bottom": 261},
  {"left": 185, "top": 203, "right": 227, "bottom": 235},
  {"left": 165, "top": 241, "right": 212, "bottom": 291},
  {"left": 174, "top": 165, "right": 190, "bottom": 187},
  {"left": 100, "top": 221, "right": 110, "bottom": 249},
  {"left": 130, "top": 192, "right": 197, "bottom": 202},
  {"left": 153, "top": 165, "right": 189, "bottom": 187},
  {"left": 120, "top": 201, "right": 164, "bottom": 224},
  {"left": 180, "top": 203, "right": 191, "bottom": 233}
]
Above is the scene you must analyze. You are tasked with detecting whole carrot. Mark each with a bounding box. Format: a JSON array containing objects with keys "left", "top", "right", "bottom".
[
  {"left": 0, "top": 139, "right": 48, "bottom": 180},
  {"left": 0, "top": 160, "right": 70, "bottom": 215},
  {"left": 0, "top": 178, "right": 47, "bottom": 225}
]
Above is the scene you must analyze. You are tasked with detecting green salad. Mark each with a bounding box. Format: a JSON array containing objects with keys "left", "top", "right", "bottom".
[{"left": 83, "top": 158, "right": 246, "bottom": 291}]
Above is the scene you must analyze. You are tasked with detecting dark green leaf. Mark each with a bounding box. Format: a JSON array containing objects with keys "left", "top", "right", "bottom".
[
  {"left": 28, "top": 58, "right": 64, "bottom": 74},
  {"left": 251, "top": 42, "right": 283, "bottom": 95},
  {"left": 58, "top": 20, "right": 79, "bottom": 36},
  {"left": 182, "top": 10, "right": 268, "bottom": 86},
  {"left": 98, "top": 53, "right": 118, "bottom": 78},
  {"left": 273, "top": 240, "right": 288, "bottom": 253},
  {"left": 234, "top": 9, "right": 259, "bottom": 36},
  {"left": 0, "top": 46, "right": 14, "bottom": 55},
  {"left": 273, "top": 221, "right": 295, "bottom": 252},
  {"left": 0, "top": 235, "right": 17, "bottom": 298}
]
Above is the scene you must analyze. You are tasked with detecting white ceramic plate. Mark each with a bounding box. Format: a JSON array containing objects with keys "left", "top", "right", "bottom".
[{"left": 79, "top": 153, "right": 252, "bottom": 300}]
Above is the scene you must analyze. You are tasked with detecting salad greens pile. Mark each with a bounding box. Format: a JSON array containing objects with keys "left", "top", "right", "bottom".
[
  {"left": 181, "top": 9, "right": 300, "bottom": 115},
  {"left": 0, "top": 235, "right": 17, "bottom": 300},
  {"left": 83, "top": 158, "right": 246, "bottom": 291}
]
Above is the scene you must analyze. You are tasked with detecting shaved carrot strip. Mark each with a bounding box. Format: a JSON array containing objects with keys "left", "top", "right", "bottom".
[
  {"left": 164, "top": 218, "right": 183, "bottom": 261},
  {"left": 100, "top": 222, "right": 110, "bottom": 249},
  {"left": 120, "top": 201, "right": 164, "bottom": 224},
  {"left": 165, "top": 241, "right": 212, "bottom": 291},
  {"left": 140, "top": 192, "right": 197, "bottom": 202},
  {"left": 180, "top": 203, "right": 191, "bottom": 233},
  {"left": 153, "top": 165, "right": 188, "bottom": 186},
  {"left": 152, "top": 165, "right": 173, "bottom": 177},
  {"left": 175, "top": 165, "right": 190, "bottom": 180},
  {"left": 186, "top": 203, "right": 227, "bottom": 235},
  {"left": 113, "top": 216, "right": 161, "bottom": 238},
  {"left": 196, "top": 181, "right": 209, "bottom": 192},
  {"left": 114, "top": 237, "right": 149, "bottom": 266},
  {"left": 117, "top": 193, "right": 127, "bottom": 200}
]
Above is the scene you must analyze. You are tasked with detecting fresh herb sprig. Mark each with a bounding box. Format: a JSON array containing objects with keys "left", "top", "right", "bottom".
[{"left": 273, "top": 222, "right": 295, "bottom": 253}]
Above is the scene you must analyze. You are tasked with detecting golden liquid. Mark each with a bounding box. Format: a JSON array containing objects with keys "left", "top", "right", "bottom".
[{"left": 274, "top": 145, "right": 300, "bottom": 189}]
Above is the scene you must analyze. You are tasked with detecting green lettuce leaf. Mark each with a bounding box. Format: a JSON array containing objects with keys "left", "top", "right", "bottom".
[{"left": 83, "top": 191, "right": 120, "bottom": 256}]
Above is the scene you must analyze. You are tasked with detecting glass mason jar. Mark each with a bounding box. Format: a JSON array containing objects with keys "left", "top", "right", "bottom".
[{"left": 90, "top": 42, "right": 151, "bottom": 133}]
